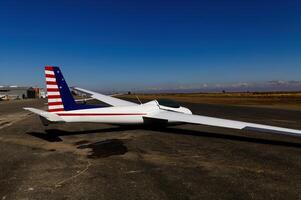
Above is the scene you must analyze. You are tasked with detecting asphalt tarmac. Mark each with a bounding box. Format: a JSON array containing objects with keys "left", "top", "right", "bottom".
[{"left": 0, "top": 99, "right": 301, "bottom": 200}]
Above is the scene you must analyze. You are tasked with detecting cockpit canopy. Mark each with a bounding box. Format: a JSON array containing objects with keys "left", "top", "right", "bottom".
[{"left": 157, "top": 99, "right": 180, "bottom": 108}]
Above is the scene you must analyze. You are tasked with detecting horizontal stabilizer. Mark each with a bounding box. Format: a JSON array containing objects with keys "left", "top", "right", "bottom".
[{"left": 24, "top": 108, "right": 65, "bottom": 122}]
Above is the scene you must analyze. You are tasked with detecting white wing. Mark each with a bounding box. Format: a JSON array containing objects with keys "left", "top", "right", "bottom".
[
  {"left": 72, "top": 87, "right": 137, "bottom": 107},
  {"left": 148, "top": 110, "right": 301, "bottom": 137}
]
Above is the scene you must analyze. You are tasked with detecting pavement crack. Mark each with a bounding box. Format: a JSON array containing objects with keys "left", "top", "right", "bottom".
[
  {"left": 0, "top": 122, "right": 13, "bottom": 130},
  {"left": 54, "top": 160, "right": 91, "bottom": 188}
]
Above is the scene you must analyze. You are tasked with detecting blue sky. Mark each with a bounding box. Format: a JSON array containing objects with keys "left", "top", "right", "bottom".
[{"left": 0, "top": 0, "right": 300, "bottom": 91}]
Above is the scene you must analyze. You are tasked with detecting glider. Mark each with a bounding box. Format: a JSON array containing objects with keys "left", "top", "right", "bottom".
[{"left": 24, "top": 66, "right": 301, "bottom": 137}]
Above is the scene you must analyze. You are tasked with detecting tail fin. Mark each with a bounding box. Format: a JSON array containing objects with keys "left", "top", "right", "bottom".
[{"left": 45, "top": 66, "right": 98, "bottom": 112}]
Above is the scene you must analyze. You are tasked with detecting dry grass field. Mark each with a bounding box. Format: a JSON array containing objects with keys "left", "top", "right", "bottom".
[{"left": 120, "top": 92, "right": 301, "bottom": 110}]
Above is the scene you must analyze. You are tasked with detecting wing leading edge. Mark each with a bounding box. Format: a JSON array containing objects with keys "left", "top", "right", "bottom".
[
  {"left": 72, "top": 87, "right": 137, "bottom": 107},
  {"left": 149, "top": 111, "right": 301, "bottom": 137}
]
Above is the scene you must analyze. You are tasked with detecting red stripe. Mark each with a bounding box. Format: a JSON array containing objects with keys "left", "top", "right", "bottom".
[
  {"left": 48, "top": 102, "right": 63, "bottom": 106},
  {"left": 45, "top": 74, "right": 55, "bottom": 78},
  {"left": 46, "top": 81, "right": 57, "bottom": 85},
  {"left": 57, "top": 113, "right": 146, "bottom": 116},
  {"left": 45, "top": 66, "right": 54, "bottom": 71},
  {"left": 48, "top": 95, "right": 61, "bottom": 99},
  {"left": 47, "top": 88, "right": 59, "bottom": 92},
  {"left": 49, "top": 108, "right": 65, "bottom": 112}
]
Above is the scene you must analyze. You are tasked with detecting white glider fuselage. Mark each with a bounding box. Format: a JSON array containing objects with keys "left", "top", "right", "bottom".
[{"left": 55, "top": 100, "right": 192, "bottom": 124}]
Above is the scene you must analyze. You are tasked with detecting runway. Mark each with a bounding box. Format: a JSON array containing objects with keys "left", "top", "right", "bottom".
[{"left": 0, "top": 99, "right": 301, "bottom": 199}]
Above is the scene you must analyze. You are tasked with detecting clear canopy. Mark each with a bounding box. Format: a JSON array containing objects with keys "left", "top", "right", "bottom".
[{"left": 157, "top": 99, "right": 180, "bottom": 108}]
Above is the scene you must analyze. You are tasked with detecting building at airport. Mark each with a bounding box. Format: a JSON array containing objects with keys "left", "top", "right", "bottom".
[{"left": 0, "top": 86, "right": 45, "bottom": 100}]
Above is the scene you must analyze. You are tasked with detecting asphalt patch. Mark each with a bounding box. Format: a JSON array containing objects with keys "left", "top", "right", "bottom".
[{"left": 77, "top": 139, "right": 128, "bottom": 159}]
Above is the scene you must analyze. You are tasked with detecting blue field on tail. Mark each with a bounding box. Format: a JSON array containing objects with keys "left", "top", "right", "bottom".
[{"left": 52, "top": 67, "right": 100, "bottom": 111}]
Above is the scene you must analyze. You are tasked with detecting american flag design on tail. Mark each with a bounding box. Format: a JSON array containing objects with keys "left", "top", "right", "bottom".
[
  {"left": 45, "top": 66, "right": 100, "bottom": 112},
  {"left": 45, "top": 66, "right": 65, "bottom": 112}
]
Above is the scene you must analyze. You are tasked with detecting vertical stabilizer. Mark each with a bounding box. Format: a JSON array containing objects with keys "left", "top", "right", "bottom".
[{"left": 45, "top": 66, "right": 98, "bottom": 112}]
